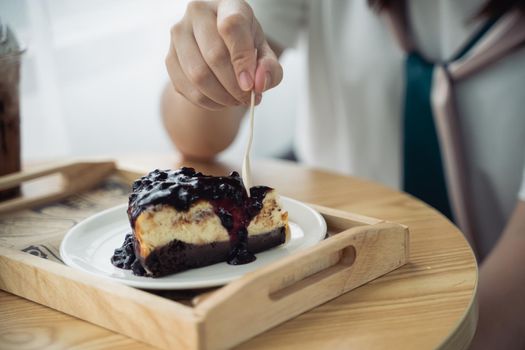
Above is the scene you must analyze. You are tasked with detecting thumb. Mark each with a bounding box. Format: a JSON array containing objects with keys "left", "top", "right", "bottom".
[
  {"left": 217, "top": 0, "right": 257, "bottom": 91},
  {"left": 253, "top": 40, "right": 283, "bottom": 94}
]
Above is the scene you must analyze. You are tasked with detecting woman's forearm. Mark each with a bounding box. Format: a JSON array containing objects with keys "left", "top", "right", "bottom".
[
  {"left": 470, "top": 201, "right": 525, "bottom": 350},
  {"left": 161, "top": 83, "right": 246, "bottom": 161}
]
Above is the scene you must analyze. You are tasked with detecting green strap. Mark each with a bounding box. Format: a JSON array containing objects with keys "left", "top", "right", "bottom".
[
  {"left": 403, "top": 52, "right": 453, "bottom": 219},
  {"left": 402, "top": 17, "right": 499, "bottom": 221}
]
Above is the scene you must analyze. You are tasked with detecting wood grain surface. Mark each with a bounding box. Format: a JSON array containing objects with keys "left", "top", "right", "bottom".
[{"left": 0, "top": 156, "right": 478, "bottom": 350}]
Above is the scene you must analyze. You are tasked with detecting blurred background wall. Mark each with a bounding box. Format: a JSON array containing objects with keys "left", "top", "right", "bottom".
[{"left": 0, "top": 0, "right": 301, "bottom": 163}]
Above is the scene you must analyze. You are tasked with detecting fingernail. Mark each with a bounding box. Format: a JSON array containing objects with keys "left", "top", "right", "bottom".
[
  {"left": 239, "top": 71, "right": 253, "bottom": 91},
  {"left": 255, "top": 93, "right": 262, "bottom": 105},
  {"left": 264, "top": 73, "right": 271, "bottom": 91}
]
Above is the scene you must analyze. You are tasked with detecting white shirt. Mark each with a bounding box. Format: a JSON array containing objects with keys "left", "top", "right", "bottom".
[{"left": 249, "top": 0, "right": 525, "bottom": 258}]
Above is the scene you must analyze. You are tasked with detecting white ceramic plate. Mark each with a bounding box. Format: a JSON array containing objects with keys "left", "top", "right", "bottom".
[{"left": 60, "top": 196, "right": 326, "bottom": 290}]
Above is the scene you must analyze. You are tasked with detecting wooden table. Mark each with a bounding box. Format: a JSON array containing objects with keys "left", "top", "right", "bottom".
[{"left": 0, "top": 156, "right": 478, "bottom": 350}]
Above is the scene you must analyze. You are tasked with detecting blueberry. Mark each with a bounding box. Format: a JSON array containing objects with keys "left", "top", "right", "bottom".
[
  {"left": 132, "top": 180, "right": 142, "bottom": 191},
  {"left": 179, "top": 167, "right": 195, "bottom": 176}
]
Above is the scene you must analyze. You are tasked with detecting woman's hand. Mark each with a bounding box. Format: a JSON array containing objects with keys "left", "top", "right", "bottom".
[{"left": 165, "top": 0, "right": 283, "bottom": 110}]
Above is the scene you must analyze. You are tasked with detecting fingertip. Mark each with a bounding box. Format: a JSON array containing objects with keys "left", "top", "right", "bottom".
[
  {"left": 254, "top": 56, "right": 282, "bottom": 93},
  {"left": 239, "top": 70, "right": 253, "bottom": 91},
  {"left": 253, "top": 66, "right": 267, "bottom": 93},
  {"left": 272, "top": 61, "right": 283, "bottom": 86}
]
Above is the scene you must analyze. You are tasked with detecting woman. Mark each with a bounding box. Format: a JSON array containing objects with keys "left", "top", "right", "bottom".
[{"left": 162, "top": 1, "right": 525, "bottom": 348}]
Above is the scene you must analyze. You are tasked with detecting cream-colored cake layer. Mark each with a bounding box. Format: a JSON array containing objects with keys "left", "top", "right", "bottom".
[
  {"left": 134, "top": 191, "right": 289, "bottom": 258},
  {"left": 247, "top": 191, "right": 289, "bottom": 242},
  {"left": 135, "top": 201, "right": 229, "bottom": 257}
]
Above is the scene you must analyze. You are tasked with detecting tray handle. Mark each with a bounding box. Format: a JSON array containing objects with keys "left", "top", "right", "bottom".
[
  {"left": 0, "top": 160, "right": 116, "bottom": 214},
  {"left": 196, "top": 222, "right": 409, "bottom": 349}
]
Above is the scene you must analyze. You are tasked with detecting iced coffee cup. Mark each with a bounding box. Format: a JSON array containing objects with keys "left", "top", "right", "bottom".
[{"left": 0, "top": 21, "right": 25, "bottom": 200}]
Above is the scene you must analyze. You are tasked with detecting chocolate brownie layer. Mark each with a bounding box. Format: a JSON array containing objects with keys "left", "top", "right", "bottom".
[{"left": 139, "top": 227, "right": 286, "bottom": 277}]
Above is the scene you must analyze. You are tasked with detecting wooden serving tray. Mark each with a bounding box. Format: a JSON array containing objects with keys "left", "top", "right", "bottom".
[{"left": 0, "top": 160, "right": 410, "bottom": 350}]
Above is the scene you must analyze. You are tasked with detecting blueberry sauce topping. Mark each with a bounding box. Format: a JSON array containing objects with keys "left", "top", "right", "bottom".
[
  {"left": 110, "top": 233, "right": 146, "bottom": 276},
  {"left": 112, "top": 167, "right": 271, "bottom": 273}
]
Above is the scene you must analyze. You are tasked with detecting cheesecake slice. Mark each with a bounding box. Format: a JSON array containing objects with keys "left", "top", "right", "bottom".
[{"left": 111, "top": 167, "right": 289, "bottom": 277}]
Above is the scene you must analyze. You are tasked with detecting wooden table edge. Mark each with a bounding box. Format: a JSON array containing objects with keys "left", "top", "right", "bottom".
[
  {"left": 437, "top": 272, "right": 479, "bottom": 350},
  {"left": 408, "top": 201, "right": 479, "bottom": 350}
]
